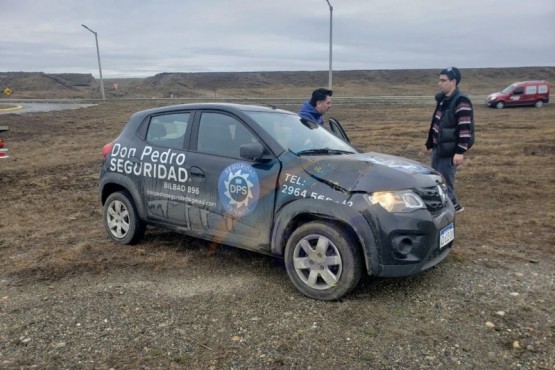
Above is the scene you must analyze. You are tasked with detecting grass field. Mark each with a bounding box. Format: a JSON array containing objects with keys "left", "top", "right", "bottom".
[{"left": 0, "top": 68, "right": 553, "bottom": 368}]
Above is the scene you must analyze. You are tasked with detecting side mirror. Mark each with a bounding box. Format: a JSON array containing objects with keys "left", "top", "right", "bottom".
[{"left": 240, "top": 142, "right": 270, "bottom": 162}]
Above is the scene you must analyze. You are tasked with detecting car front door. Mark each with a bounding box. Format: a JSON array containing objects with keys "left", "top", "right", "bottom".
[
  {"left": 327, "top": 117, "right": 351, "bottom": 143},
  {"left": 184, "top": 110, "right": 281, "bottom": 252},
  {"left": 509, "top": 86, "right": 525, "bottom": 106}
]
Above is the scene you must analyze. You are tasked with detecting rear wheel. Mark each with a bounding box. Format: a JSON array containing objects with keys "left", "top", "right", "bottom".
[
  {"left": 104, "top": 191, "right": 145, "bottom": 245},
  {"left": 284, "top": 221, "right": 363, "bottom": 300},
  {"left": 495, "top": 101, "right": 504, "bottom": 109},
  {"left": 535, "top": 100, "right": 544, "bottom": 108}
]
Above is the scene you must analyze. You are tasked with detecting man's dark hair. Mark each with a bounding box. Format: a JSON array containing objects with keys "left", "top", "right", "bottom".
[
  {"left": 309, "top": 88, "right": 333, "bottom": 107},
  {"left": 440, "top": 67, "right": 461, "bottom": 86}
]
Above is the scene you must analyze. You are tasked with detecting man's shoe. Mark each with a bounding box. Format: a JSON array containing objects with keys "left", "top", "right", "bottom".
[{"left": 454, "top": 203, "right": 465, "bottom": 213}]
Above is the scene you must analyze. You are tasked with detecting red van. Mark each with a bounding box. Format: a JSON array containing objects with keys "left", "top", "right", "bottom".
[{"left": 486, "top": 80, "right": 550, "bottom": 109}]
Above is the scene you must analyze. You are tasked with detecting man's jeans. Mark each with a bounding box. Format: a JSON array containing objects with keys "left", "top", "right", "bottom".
[{"left": 432, "top": 150, "right": 459, "bottom": 206}]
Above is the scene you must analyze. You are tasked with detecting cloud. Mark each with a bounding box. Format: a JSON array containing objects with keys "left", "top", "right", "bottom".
[{"left": 1, "top": 0, "right": 553, "bottom": 77}]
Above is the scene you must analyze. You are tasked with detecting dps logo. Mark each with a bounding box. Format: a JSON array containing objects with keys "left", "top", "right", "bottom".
[{"left": 218, "top": 162, "right": 259, "bottom": 217}]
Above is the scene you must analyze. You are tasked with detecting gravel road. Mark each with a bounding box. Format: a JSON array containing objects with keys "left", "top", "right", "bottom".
[{"left": 1, "top": 241, "right": 553, "bottom": 369}]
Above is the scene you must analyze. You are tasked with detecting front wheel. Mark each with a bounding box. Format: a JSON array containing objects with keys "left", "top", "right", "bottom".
[
  {"left": 104, "top": 191, "right": 145, "bottom": 245},
  {"left": 495, "top": 101, "right": 505, "bottom": 109},
  {"left": 535, "top": 100, "right": 544, "bottom": 108},
  {"left": 284, "top": 221, "right": 363, "bottom": 300}
]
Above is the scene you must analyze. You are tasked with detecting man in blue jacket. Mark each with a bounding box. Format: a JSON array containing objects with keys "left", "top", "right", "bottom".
[{"left": 298, "top": 88, "right": 333, "bottom": 125}]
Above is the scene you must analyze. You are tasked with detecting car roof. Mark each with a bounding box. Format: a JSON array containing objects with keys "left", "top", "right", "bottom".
[
  {"left": 512, "top": 80, "right": 549, "bottom": 85},
  {"left": 133, "top": 102, "right": 293, "bottom": 118}
]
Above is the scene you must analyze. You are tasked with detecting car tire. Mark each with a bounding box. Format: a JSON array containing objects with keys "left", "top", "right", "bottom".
[
  {"left": 104, "top": 191, "right": 145, "bottom": 245},
  {"left": 495, "top": 101, "right": 504, "bottom": 109},
  {"left": 284, "top": 221, "right": 363, "bottom": 300},
  {"left": 535, "top": 100, "right": 544, "bottom": 108}
]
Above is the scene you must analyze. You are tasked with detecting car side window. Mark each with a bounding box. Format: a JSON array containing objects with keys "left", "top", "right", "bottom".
[
  {"left": 524, "top": 85, "right": 537, "bottom": 95},
  {"left": 146, "top": 113, "right": 189, "bottom": 149},
  {"left": 512, "top": 87, "right": 524, "bottom": 95},
  {"left": 538, "top": 85, "right": 548, "bottom": 94},
  {"left": 197, "top": 112, "right": 259, "bottom": 158}
]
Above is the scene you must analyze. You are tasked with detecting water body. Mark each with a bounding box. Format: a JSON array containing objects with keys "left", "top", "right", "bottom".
[{"left": 0, "top": 103, "right": 96, "bottom": 115}]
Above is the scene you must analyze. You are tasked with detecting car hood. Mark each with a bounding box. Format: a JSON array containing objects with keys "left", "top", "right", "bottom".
[
  {"left": 301, "top": 152, "right": 442, "bottom": 192},
  {"left": 488, "top": 92, "right": 502, "bottom": 99}
]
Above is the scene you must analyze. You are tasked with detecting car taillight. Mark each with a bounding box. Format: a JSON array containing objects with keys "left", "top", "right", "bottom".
[
  {"left": 102, "top": 142, "right": 113, "bottom": 158},
  {"left": 0, "top": 138, "right": 7, "bottom": 158}
]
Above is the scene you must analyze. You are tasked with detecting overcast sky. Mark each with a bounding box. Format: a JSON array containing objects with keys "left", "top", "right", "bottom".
[{"left": 1, "top": 0, "right": 554, "bottom": 78}]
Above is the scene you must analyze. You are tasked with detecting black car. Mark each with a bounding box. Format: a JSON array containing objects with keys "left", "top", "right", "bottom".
[{"left": 99, "top": 103, "right": 455, "bottom": 300}]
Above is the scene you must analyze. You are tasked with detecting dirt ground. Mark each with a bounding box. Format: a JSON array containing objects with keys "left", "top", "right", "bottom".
[{"left": 0, "top": 72, "right": 554, "bottom": 369}]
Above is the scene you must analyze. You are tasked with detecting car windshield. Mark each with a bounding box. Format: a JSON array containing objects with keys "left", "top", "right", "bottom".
[
  {"left": 501, "top": 83, "right": 517, "bottom": 94},
  {"left": 246, "top": 111, "right": 357, "bottom": 155}
]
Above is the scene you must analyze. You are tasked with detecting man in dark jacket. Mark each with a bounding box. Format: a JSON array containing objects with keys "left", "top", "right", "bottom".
[
  {"left": 425, "top": 67, "right": 474, "bottom": 213},
  {"left": 298, "top": 88, "right": 333, "bottom": 125}
]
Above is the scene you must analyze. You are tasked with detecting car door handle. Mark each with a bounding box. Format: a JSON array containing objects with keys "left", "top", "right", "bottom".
[{"left": 189, "top": 166, "right": 205, "bottom": 178}]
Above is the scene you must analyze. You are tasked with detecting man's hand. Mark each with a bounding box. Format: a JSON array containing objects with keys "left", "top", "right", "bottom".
[{"left": 453, "top": 153, "right": 464, "bottom": 166}]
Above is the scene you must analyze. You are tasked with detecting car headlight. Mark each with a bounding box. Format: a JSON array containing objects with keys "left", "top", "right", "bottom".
[{"left": 367, "top": 190, "right": 425, "bottom": 213}]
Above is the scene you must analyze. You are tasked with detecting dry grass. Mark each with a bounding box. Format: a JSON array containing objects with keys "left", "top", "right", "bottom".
[
  {"left": 2, "top": 69, "right": 555, "bottom": 370},
  {"left": 1, "top": 73, "right": 554, "bottom": 282},
  {"left": 342, "top": 102, "right": 555, "bottom": 263}
]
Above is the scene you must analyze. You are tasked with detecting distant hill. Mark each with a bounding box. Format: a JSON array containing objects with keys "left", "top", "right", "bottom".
[{"left": 1, "top": 67, "right": 554, "bottom": 99}]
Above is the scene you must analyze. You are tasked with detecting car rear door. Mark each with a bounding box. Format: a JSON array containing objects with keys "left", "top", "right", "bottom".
[
  {"left": 523, "top": 84, "right": 538, "bottom": 105},
  {"left": 140, "top": 111, "right": 193, "bottom": 225},
  {"left": 184, "top": 110, "right": 281, "bottom": 252}
]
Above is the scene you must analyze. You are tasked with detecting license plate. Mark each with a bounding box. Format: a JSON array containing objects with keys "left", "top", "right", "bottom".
[{"left": 439, "top": 223, "right": 454, "bottom": 249}]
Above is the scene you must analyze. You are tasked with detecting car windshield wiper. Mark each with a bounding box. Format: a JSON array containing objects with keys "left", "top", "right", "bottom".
[{"left": 296, "top": 148, "right": 355, "bottom": 156}]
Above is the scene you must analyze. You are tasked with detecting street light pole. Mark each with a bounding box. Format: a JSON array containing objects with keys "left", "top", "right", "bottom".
[
  {"left": 325, "top": 0, "right": 333, "bottom": 90},
  {"left": 81, "top": 24, "right": 106, "bottom": 100}
]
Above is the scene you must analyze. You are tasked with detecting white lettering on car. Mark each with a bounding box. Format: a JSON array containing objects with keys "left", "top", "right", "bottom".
[
  {"left": 108, "top": 144, "right": 188, "bottom": 183},
  {"left": 280, "top": 172, "right": 353, "bottom": 207}
]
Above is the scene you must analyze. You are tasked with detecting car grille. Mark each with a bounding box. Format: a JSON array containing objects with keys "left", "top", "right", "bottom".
[{"left": 415, "top": 185, "right": 446, "bottom": 213}]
